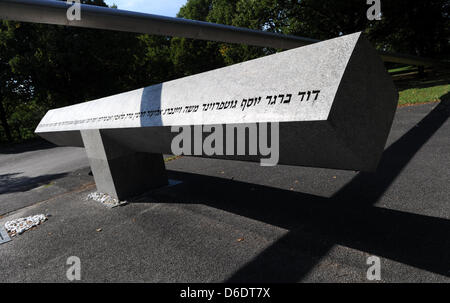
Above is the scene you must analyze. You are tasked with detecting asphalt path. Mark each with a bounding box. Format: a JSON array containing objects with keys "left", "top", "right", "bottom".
[{"left": 0, "top": 97, "right": 449, "bottom": 282}]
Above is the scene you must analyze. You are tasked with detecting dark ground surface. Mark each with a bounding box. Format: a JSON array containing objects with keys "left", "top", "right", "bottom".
[{"left": 0, "top": 97, "right": 449, "bottom": 282}]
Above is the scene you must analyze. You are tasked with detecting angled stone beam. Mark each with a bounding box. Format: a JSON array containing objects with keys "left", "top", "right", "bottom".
[{"left": 35, "top": 32, "right": 398, "bottom": 199}]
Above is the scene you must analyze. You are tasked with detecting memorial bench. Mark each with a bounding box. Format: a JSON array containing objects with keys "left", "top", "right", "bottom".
[{"left": 35, "top": 32, "right": 398, "bottom": 200}]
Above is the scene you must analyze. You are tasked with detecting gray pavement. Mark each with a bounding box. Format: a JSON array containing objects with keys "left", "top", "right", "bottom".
[
  {"left": 0, "top": 96, "right": 449, "bottom": 282},
  {"left": 0, "top": 142, "right": 90, "bottom": 215}
]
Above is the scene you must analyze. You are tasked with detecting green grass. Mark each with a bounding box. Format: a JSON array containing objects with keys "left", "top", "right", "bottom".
[
  {"left": 164, "top": 155, "right": 182, "bottom": 163},
  {"left": 39, "top": 182, "right": 53, "bottom": 189},
  {"left": 389, "top": 65, "right": 415, "bottom": 74},
  {"left": 398, "top": 83, "right": 450, "bottom": 106}
]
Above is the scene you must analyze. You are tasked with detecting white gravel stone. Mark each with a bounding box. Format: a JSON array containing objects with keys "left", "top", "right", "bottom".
[
  {"left": 4, "top": 214, "right": 47, "bottom": 237},
  {"left": 87, "top": 192, "right": 127, "bottom": 208}
]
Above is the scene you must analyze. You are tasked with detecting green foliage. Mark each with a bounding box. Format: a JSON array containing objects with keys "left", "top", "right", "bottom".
[
  {"left": 0, "top": 1, "right": 175, "bottom": 143},
  {"left": 366, "top": 0, "right": 449, "bottom": 58},
  {"left": 7, "top": 100, "right": 46, "bottom": 141},
  {"left": 1, "top": 0, "right": 448, "bottom": 143},
  {"left": 170, "top": 0, "right": 225, "bottom": 77}
]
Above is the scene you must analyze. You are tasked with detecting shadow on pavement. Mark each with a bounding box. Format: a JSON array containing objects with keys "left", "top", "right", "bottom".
[
  {"left": 130, "top": 93, "right": 450, "bottom": 281},
  {"left": 0, "top": 172, "right": 67, "bottom": 195},
  {"left": 0, "top": 139, "right": 56, "bottom": 155}
]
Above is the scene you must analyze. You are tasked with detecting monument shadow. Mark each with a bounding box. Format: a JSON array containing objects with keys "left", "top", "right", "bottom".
[
  {"left": 128, "top": 93, "right": 450, "bottom": 281},
  {"left": 0, "top": 172, "right": 67, "bottom": 195}
]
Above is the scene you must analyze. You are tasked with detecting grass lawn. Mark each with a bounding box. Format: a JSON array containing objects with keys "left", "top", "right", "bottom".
[
  {"left": 398, "top": 83, "right": 450, "bottom": 106},
  {"left": 388, "top": 65, "right": 415, "bottom": 74},
  {"left": 392, "top": 68, "right": 449, "bottom": 106}
]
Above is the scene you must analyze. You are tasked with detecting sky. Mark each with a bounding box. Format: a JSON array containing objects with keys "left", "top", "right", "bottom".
[{"left": 104, "top": 0, "right": 187, "bottom": 17}]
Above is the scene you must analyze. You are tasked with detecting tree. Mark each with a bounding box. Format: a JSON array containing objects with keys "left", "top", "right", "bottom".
[
  {"left": 2, "top": 0, "right": 448, "bottom": 143},
  {"left": 367, "top": 0, "right": 449, "bottom": 58},
  {"left": 186, "top": 0, "right": 449, "bottom": 59},
  {"left": 170, "top": 0, "right": 225, "bottom": 77},
  {"left": 0, "top": 0, "right": 176, "bottom": 142},
  {"left": 0, "top": 20, "right": 37, "bottom": 142}
]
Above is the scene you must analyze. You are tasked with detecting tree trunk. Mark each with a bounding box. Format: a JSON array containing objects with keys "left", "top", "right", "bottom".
[{"left": 0, "top": 97, "right": 13, "bottom": 142}]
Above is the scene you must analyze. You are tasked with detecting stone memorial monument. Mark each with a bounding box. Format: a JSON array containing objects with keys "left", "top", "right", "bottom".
[{"left": 35, "top": 32, "right": 398, "bottom": 199}]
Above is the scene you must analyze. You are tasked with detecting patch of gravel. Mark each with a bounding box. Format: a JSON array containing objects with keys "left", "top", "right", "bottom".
[
  {"left": 4, "top": 214, "right": 48, "bottom": 237},
  {"left": 86, "top": 192, "right": 128, "bottom": 208}
]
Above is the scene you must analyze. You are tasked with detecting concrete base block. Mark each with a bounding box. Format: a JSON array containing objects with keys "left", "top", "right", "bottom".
[{"left": 81, "top": 129, "right": 168, "bottom": 200}]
